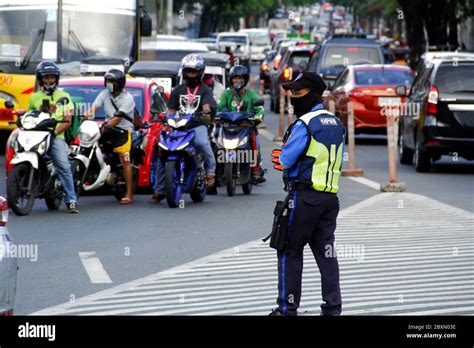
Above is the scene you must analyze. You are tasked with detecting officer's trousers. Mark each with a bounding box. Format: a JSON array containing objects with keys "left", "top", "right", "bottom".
[{"left": 276, "top": 189, "right": 342, "bottom": 315}]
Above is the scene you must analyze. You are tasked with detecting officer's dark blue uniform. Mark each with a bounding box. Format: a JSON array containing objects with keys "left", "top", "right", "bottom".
[{"left": 270, "top": 72, "right": 345, "bottom": 316}]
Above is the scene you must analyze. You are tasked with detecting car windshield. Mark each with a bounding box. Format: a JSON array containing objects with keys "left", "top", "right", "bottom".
[
  {"left": 435, "top": 64, "right": 474, "bottom": 93},
  {"left": 140, "top": 49, "right": 206, "bottom": 62},
  {"left": 59, "top": 85, "right": 144, "bottom": 118},
  {"left": 289, "top": 53, "right": 311, "bottom": 71},
  {"left": 247, "top": 32, "right": 270, "bottom": 46},
  {"left": 219, "top": 36, "right": 247, "bottom": 44},
  {"left": 323, "top": 46, "right": 381, "bottom": 68},
  {"left": 355, "top": 69, "right": 414, "bottom": 85},
  {"left": 0, "top": 4, "right": 135, "bottom": 64}
]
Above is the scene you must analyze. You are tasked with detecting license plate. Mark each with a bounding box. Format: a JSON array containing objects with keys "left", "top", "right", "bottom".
[{"left": 378, "top": 97, "right": 401, "bottom": 106}]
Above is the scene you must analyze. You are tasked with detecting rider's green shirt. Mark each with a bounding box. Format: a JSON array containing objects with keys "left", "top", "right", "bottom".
[
  {"left": 28, "top": 89, "right": 75, "bottom": 140},
  {"left": 217, "top": 88, "right": 265, "bottom": 119}
]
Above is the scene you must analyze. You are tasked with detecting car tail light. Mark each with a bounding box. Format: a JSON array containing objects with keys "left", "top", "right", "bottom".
[
  {"left": 282, "top": 66, "right": 292, "bottom": 81},
  {"left": 0, "top": 196, "right": 8, "bottom": 226},
  {"left": 348, "top": 88, "right": 365, "bottom": 103},
  {"left": 261, "top": 63, "right": 269, "bottom": 71},
  {"left": 427, "top": 86, "right": 439, "bottom": 114},
  {"left": 0, "top": 309, "right": 14, "bottom": 316},
  {"left": 426, "top": 140, "right": 440, "bottom": 146}
]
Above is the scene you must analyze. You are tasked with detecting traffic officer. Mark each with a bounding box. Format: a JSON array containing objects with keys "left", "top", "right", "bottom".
[{"left": 269, "top": 71, "right": 345, "bottom": 316}]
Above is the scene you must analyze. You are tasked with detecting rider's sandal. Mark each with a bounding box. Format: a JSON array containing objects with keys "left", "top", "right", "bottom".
[{"left": 120, "top": 197, "right": 133, "bottom": 205}]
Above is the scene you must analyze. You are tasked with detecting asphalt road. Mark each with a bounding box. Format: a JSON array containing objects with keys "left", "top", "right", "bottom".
[{"left": 2, "top": 66, "right": 473, "bottom": 315}]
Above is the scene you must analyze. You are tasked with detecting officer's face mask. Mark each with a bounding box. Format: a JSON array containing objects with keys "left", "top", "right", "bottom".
[{"left": 290, "top": 89, "right": 322, "bottom": 117}]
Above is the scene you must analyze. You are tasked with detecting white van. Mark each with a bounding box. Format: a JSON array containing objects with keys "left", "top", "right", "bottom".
[
  {"left": 217, "top": 32, "right": 251, "bottom": 67},
  {"left": 239, "top": 28, "right": 271, "bottom": 61}
]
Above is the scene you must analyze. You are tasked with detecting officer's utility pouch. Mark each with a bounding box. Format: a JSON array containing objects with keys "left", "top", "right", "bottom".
[{"left": 262, "top": 194, "right": 291, "bottom": 251}]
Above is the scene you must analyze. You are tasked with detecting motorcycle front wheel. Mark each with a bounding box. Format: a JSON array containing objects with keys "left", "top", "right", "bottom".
[
  {"left": 225, "top": 162, "right": 236, "bottom": 197},
  {"left": 165, "top": 160, "right": 182, "bottom": 208},
  {"left": 7, "top": 162, "right": 37, "bottom": 216}
]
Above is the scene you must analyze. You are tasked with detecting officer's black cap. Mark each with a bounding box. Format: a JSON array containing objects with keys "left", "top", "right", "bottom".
[{"left": 282, "top": 71, "right": 327, "bottom": 95}]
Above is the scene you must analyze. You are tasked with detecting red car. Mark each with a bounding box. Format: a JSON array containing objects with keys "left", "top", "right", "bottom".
[
  {"left": 5, "top": 77, "right": 167, "bottom": 190},
  {"left": 328, "top": 64, "right": 414, "bottom": 134}
]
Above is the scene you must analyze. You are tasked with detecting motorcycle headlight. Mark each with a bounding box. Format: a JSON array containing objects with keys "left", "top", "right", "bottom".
[
  {"left": 167, "top": 119, "right": 177, "bottom": 128},
  {"left": 22, "top": 116, "right": 36, "bottom": 130},
  {"left": 223, "top": 138, "right": 239, "bottom": 150},
  {"left": 32, "top": 139, "right": 48, "bottom": 155},
  {"left": 79, "top": 131, "right": 93, "bottom": 144},
  {"left": 158, "top": 143, "right": 169, "bottom": 151}
]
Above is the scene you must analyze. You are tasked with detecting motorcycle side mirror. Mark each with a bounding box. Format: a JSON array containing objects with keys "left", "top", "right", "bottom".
[
  {"left": 4, "top": 100, "right": 14, "bottom": 109},
  {"left": 254, "top": 99, "right": 265, "bottom": 107},
  {"left": 56, "top": 97, "right": 70, "bottom": 106}
]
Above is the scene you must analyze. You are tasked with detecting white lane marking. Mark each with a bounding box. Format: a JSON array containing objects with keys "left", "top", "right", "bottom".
[
  {"left": 347, "top": 176, "right": 380, "bottom": 191},
  {"left": 78, "top": 252, "right": 113, "bottom": 284},
  {"left": 33, "top": 192, "right": 474, "bottom": 315}
]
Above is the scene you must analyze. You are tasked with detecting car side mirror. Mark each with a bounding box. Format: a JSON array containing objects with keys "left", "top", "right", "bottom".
[
  {"left": 140, "top": 13, "right": 152, "bottom": 37},
  {"left": 395, "top": 85, "right": 407, "bottom": 96},
  {"left": 4, "top": 100, "right": 14, "bottom": 109}
]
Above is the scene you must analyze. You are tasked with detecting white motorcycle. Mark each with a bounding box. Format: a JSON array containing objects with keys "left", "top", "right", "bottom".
[
  {"left": 7, "top": 107, "right": 66, "bottom": 216},
  {"left": 70, "top": 120, "right": 144, "bottom": 200}
]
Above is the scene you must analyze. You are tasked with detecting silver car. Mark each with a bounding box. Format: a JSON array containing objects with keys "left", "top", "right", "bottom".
[{"left": 0, "top": 197, "right": 17, "bottom": 316}]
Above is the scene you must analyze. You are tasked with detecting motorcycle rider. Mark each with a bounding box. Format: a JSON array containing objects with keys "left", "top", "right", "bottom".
[
  {"left": 217, "top": 65, "right": 266, "bottom": 183},
  {"left": 150, "top": 54, "right": 217, "bottom": 203},
  {"left": 28, "top": 61, "right": 79, "bottom": 213},
  {"left": 84, "top": 69, "right": 135, "bottom": 205}
]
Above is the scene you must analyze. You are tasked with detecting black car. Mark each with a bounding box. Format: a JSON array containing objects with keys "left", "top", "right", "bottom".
[
  {"left": 269, "top": 45, "right": 318, "bottom": 112},
  {"left": 307, "top": 33, "right": 385, "bottom": 89},
  {"left": 398, "top": 57, "right": 474, "bottom": 172}
]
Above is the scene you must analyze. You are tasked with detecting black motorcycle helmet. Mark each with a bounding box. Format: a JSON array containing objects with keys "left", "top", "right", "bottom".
[
  {"left": 229, "top": 65, "right": 250, "bottom": 91},
  {"left": 104, "top": 68, "right": 126, "bottom": 94},
  {"left": 36, "top": 61, "right": 60, "bottom": 94}
]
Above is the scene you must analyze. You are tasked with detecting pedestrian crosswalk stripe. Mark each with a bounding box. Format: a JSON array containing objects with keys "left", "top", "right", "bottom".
[{"left": 32, "top": 192, "right": 474, "bottom": 316}]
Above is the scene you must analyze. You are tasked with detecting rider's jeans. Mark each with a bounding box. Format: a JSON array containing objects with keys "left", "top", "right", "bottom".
[
  {"left": 154, "top": 125, "right": 216, "bottom": 194},
  {"left": 50, "top": 137, "right": 77, "bottom": 204}
]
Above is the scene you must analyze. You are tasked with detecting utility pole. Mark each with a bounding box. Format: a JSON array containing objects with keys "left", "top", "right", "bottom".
[{"left": 167, "top": 0, "right": 173, "bottom": 35}]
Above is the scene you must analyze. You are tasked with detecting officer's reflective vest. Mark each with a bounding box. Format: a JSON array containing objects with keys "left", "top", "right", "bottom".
[{"left": 296, "top": 110, "right": 345, "bottom": 193}]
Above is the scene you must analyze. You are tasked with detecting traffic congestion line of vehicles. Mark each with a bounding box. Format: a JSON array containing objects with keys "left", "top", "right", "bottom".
[{"left": 258, "top": 27, "right": 474, "bottom": 173}]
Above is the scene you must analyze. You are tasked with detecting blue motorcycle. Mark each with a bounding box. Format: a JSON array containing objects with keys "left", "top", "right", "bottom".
[
  {"left": 158, "top": 112, "right": 206, "bottom": 208},
  {"left": 214, "top": 111, "right": 257, "bottom": 196}
]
